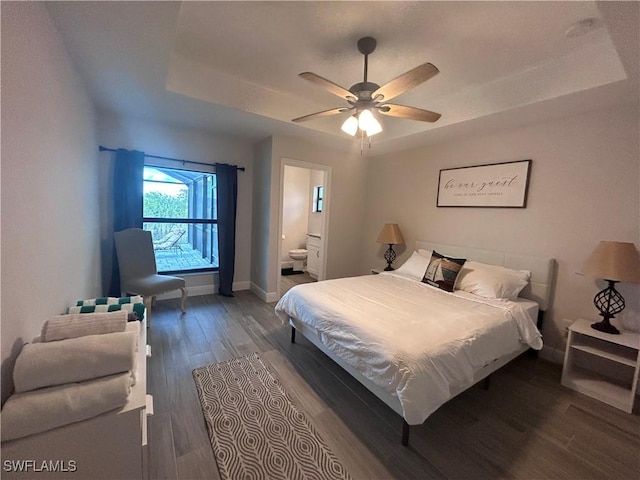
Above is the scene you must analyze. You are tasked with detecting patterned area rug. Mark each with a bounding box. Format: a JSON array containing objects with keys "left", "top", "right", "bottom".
[{"left": 192, "top": 353, "right": 352, "bottom": 480}]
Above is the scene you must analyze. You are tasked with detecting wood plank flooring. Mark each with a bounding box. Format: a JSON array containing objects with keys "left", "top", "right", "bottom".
[
  {"left": 147, "top": 291, "right": 640, "bottom": 480},
  {"left": 280, "top": 271, "right": 316, "bottom": 296}
]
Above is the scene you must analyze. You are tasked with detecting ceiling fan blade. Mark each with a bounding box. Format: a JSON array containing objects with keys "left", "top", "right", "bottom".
[
  {"left": 299, "top": 72, "right": 356, "bottom": 101},
  {"left": 292, "top": 107, "right": 352, "bottom": 123},
  {"left": 372, "top": 63, "right": 439, "bottom": 102},
  {"left": 377, "top": 104, "right": 441, "bottom": 122}
]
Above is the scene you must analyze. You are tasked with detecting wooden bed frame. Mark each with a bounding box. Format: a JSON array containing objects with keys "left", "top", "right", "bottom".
[{"left": 286, "top": 241, "right": 555, "bottom": 446}]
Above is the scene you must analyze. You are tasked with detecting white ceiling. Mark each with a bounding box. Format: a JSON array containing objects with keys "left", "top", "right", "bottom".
[{"left": 47, "top": 1, "right": 639, "bottom": 155}]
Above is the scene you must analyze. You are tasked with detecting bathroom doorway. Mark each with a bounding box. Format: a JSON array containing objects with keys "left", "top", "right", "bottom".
[{"left": 278, "top": 159, "right": 331, "bottom": 299}]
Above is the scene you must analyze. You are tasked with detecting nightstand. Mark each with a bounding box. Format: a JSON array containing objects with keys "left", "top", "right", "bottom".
[{"left": 561, "top": 318, "right": 640, "bottom": 413}]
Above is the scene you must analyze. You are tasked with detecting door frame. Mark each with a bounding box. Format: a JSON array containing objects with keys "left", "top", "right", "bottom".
[{"left": 277, "top": 158, "right": 331, "bottom": 299}]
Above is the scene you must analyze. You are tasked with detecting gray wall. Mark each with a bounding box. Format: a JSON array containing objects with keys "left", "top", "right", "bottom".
[
  {"left": 362, "top": 103, "right": 640, "bottom": 358},
  {"left": 1, "top": 2, "right": 102, "bottom": 403}
]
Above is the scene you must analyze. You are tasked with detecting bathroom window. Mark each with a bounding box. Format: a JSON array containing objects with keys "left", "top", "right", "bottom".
[{"left": 312, "top": 185, "right": 324, "bottom": 213}]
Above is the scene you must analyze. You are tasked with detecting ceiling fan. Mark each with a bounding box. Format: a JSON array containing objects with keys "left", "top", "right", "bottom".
[{"left": 292, "top": 36, "right": 441, "bottom": 137}]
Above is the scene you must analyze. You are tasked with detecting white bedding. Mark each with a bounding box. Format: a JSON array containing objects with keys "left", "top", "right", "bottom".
[{"left": 275, "top": 271, "right": 542, "bottom": 425}]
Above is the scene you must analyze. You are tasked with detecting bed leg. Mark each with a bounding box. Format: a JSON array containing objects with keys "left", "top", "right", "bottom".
[
  {"left": 402, "top": 420, "right": 410, "bottom": 447},
  {"left": 482, "top": 375, "right": 491, "bottom": 390},
  {"left": 291, "top": 326, "right": 296, "bottom": 344}
]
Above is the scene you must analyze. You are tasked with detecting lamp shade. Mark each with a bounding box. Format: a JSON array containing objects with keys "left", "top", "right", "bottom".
[
  {"left": 582, "top": 241, "right": 640, "bottom": 283},
  {"left": 376, "top": 224, "right": 404, "bottom": 245}
]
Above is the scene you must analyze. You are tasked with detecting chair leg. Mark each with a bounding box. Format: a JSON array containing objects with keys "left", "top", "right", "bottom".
[
  {"left": 180, "top": 287, "right": 187, "bottom": 313},
  {"left": 144, "top": 297, "right": 152, "bottom": 328}
]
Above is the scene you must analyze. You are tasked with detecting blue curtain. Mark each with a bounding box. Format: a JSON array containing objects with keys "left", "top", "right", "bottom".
[
  {"left": 108, "top": 149, "right": 145, "bottom": 296},
  {"left": 215, "top": 163, "right": 238, "bottom": 297}
]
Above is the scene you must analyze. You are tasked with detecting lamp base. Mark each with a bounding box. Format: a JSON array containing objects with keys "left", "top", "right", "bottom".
[
  {"left": 383, "top": 244, "right": 397, "bottom": 271},
  {"left": 591, "top": 318, "right": 620, "bottom": 335},
  {"left": 591, "top": 280, "right": 624, "bottom": 335}
]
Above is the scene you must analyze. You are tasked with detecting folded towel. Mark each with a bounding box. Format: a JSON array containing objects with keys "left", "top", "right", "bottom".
[
  {"left": 126, "top": 321, "right": 140, "bottom": 386},
  {"left": 1, "top": 372, "right": 132, "bottom": 442},
  {"left": 41, "top": 310, "right": 127, "bottom": 342},
  {"left": 13, "top": 331, "right": 136, "bottom": 393},
  {"left": 75, "top": 296, "right": 143, "bottom": 306},
  {"left": 68, "top": 302, "right": 145, "bottom": 321},
  {"left": 125, "top": 320, "right": 141, "bottom": 350}
]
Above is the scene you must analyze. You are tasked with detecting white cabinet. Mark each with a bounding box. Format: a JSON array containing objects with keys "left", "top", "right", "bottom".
[
  {"left": 1, "top": 321, "right": 151, "bottom": 479},
  {"left": 306, "top": 235, "right": 322, "bottom": 279},
  {"left": 561, "top": 318, "right": 640, "bottom": 413}
]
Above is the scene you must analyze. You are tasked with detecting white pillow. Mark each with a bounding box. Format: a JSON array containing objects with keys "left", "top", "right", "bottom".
[
  {"left": 455, "top": 261, "right": 530, "bottom": 299},
  {"left": 395, "top": 250, "right": 432, "bottom": 279}
]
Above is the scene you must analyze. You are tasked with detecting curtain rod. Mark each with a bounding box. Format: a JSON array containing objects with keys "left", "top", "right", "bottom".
[{"left": 98, "top": 146, "right": 245, "bottom": 171}]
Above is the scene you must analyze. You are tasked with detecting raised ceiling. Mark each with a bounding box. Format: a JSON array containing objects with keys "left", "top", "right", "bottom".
[{"left": 47, "top": 1, "right": 638, "bottom": 154}]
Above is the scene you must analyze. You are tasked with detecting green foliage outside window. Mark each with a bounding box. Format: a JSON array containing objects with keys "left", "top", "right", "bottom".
[{"left": 143, "top": 190, "right": 188, "bottom": 218}]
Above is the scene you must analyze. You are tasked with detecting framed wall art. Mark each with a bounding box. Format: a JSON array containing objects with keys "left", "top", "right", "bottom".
[{"left": 437, "top": 159, "right": 532, "bottom": 208}]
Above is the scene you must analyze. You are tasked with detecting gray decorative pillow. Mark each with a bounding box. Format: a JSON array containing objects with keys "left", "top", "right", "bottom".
[{"left": 422, "top": 251, "right": 466, "bottom": 292}]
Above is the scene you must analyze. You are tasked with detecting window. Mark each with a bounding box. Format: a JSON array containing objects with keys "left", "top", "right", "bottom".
[
  {"left": 312, "top": 185, "right": 324, "bottom": 213},
  {"left": 143, "top": 165, "right": 218, "bottom": 273}
]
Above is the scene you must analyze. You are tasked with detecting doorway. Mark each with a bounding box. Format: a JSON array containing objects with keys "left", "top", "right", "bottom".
[{"left": 277, "top": 159, "right": 331, "bottom": 299}]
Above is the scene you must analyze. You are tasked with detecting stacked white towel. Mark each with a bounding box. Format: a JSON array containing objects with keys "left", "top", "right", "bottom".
[
  {"left": 2, "top": 314, "right": 142, "bottom": 442},
  {"left": 13, "top": 331, "right": 137, "bottom": 392},
  {"left": 41, "top": 310, "right": 127, "bottom": 342},
  {"left": 1, "top": 373, "right": 132, "bottom": 442}
]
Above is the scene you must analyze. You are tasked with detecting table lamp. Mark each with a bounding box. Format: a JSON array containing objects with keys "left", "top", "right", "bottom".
[
  {"left": 376, "top": 224, "right": 404, "bottom": 271},
  {"left": 582, "top": 241, "right": 640, "bottom": 334}
]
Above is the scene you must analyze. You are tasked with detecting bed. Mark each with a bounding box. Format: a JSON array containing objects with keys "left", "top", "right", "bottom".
[{"left": 274, "top": 241, "right": 555, "bottom": 445}]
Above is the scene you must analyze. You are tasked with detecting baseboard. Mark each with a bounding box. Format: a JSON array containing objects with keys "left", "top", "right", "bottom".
[
  {"left": 250, "top": 282, "right": 279, "bottom": 303},
  {"left": 539, "top": 344, "right": 564, "bottom": 364},
  {"left": 156, "top": 281, "right": 250, "bottom": 300},
  {"left": 233, "top": 281, "right": 251, "bottom": 291}
]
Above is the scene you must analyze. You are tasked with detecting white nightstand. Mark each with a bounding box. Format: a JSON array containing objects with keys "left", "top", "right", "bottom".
[{"left": 561, "top": 318, "right": 640, "bottom": 413}]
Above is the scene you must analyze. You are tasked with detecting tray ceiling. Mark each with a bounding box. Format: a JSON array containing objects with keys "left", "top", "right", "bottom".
[{"left": 47, "top": 1, "right": 638, "bottom": 154}]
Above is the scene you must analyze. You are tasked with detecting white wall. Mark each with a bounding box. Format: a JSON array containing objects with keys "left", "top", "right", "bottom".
[
  {"left": 362, "top": 103, "right": 640, "bottom": 358},
  {"left": 250, "top": 137, "right": 273, "bottom": 297},
  {"left": 1, "top": 2, "right": 102, "bottom": 403},
  {"left": 271, "top": 136, "right": 367, "bottom": 288},
  {"left": 282, "top": 166, "right": 311, "bottom": 263},
  {"left": 97, "top": 114, "right": 254, "bottom": 295},
  {"left": 251, "top": 135, "right": 367, "bottom": 300}
]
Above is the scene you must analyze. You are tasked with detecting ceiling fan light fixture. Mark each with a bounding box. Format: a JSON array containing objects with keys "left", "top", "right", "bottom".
[
  {"left": 365, "top": 117, "right": 382, "bottom": 137},
  {"left": 358, "top": 109, "right": 376, "bottom": 131},
  {"left": 341, "top": 115, "right": 358, "bottom": 136},
  {"left": 294, "top": 37, "right": 440, "bottom": 143}
]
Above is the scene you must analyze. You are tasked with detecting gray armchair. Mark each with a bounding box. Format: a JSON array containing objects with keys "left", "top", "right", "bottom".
[{"left": 114, "top": 228, "right": 187, "bottom": 327}]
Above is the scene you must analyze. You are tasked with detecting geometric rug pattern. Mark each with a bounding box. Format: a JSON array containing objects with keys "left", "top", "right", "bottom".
[{"left": 193, "top": 352, "right": 352, "bottom": 480}]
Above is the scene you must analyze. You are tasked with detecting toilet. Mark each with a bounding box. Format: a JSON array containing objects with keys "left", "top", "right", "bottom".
[{"left": 288, "top": 248, "right": 308, "bottom": 272}]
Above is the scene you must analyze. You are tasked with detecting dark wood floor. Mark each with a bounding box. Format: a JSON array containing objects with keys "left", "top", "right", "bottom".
[
  {"left": 280, "top": 271, "right": 316, "bottom": 296},
  {"left": 147, "top": 292, "right": 640, "bottom": 480}
]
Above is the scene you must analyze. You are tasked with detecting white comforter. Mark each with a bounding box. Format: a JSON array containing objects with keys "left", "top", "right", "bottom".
[{"left": 275, "top": 271, "right": 543, "bottom": 425}]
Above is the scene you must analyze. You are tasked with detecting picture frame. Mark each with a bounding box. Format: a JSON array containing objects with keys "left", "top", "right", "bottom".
[{"left": 437, "top": 159, "right": 532, "bottom": 208}]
